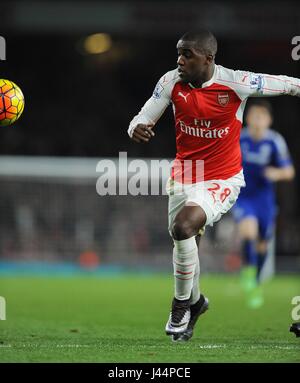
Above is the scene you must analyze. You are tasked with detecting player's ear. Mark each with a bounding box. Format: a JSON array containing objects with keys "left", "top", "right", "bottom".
[{"left": 206, "top": 54, "right": 214, "bottom": 64}]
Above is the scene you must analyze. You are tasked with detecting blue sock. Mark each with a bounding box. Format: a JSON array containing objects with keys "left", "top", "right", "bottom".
[
  {"left": 257, "top": 251, "right": 267, "bottom": 281},
  {"left": 242, "top": 240, "right": 257, "bottom": 267}
]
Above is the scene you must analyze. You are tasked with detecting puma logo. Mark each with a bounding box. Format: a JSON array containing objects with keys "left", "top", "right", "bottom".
[{"left": 178, "top": 91, "right": 190, "bottom": 103}]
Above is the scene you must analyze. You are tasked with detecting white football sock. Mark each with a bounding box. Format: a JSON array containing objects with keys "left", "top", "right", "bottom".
[
  {"left": 173, "top": 237, "right": 198, "bottom": 301},
  {"left": 191, "top": 255, "right": 200, "bottom": 305}
]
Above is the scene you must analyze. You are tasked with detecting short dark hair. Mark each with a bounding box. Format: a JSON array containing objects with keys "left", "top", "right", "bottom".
[
  {"left": 180, "top": 29, "right": 218, "bottom": 56},
  {"left": 246, "top": 99, "right": 273, "bottom": 117}
]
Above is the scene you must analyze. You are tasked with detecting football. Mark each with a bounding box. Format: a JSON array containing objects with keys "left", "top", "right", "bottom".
[{"left": 0, "top": 79, "right": 25, "bottom": 127}]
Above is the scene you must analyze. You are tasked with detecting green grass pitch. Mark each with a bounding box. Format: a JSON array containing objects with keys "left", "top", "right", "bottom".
[{"left": 0, "top": 274, "right": 299, "bottom": 362}]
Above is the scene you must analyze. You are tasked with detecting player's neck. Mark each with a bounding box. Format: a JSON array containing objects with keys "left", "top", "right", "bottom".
[
  {"left": 191, "top": 64, "right": 215, "bottom": 88},
  {"left": 248, "top": 126, "right": 269, "bottom": 141}
]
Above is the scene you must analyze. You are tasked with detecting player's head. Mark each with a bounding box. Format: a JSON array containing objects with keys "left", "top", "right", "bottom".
[
  {"left": 176, "top": 29, "right": 217, "bottom": 84},
  {"left": 245, "top": 99, "right": 273, "bottom": 138}
]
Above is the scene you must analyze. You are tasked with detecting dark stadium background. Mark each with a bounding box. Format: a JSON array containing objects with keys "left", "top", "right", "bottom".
[{"left": 0, "top": 0, "right": 299, "bottom": 266}]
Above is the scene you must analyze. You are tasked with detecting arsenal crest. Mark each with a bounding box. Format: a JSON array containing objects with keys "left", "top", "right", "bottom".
[{"left": 217, "top": 93, "right": 229, "bottom": 106}]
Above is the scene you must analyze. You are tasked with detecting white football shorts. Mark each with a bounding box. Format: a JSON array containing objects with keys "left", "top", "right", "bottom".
[{"left": 166, "top": 169, "right": 245, "bottom": 236}]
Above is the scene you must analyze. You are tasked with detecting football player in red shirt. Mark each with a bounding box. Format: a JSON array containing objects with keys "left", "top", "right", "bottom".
[{"left": 128, "top": 29, "right": 300, "bottom": 341}]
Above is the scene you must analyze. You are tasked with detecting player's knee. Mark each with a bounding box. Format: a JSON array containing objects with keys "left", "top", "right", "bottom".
[
  {"left": 257, "top": 240, "right": 268, "bottom": 254},
  {"left": 171, "top": 219, "right": 198, "bottom": 240},
  {"left": 239, "top": 218, "right": 258, "bottom": 240},
  {"left": 242, "top": 233, "right": 257, "bottom": 241}
]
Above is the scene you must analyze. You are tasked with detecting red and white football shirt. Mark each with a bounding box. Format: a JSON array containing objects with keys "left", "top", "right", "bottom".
[{"left": 128, "top": 65, "right": 300, "bottom": 183}]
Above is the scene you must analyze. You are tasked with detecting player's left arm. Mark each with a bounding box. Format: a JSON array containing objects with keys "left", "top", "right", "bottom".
[
  {"left": 264, "top": 133, "right": 295, "bottom": 182},
  {"left": 233, "top": 70, "right": 300, "bottom": 99}
]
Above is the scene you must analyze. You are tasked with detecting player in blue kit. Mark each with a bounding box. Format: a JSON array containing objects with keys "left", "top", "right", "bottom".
[{"left": 233, "top": 99, "right": 295, "bottom": 308}]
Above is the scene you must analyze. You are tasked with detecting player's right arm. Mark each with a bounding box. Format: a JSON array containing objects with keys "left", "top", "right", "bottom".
[{"left": 128, "top": 69, "right": 178, "bottom": 143}]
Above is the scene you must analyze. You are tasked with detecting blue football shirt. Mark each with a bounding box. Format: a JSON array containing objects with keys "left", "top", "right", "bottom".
[{"left": 239, "top": 127, "right": 292, "bottom": 202}]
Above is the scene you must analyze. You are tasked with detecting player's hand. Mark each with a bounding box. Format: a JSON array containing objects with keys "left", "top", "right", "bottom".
[
  {"left": 264, "top": 166, "right": 280, "bottom": 182},
  {"left": 131, "top": 124, "right": 155, "bottom": 143}
]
